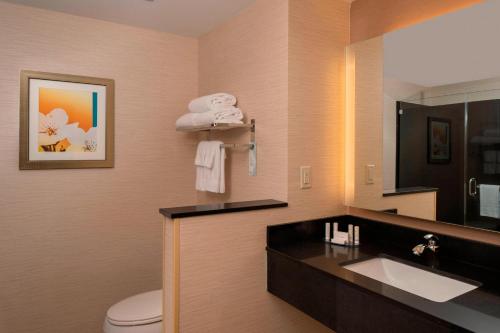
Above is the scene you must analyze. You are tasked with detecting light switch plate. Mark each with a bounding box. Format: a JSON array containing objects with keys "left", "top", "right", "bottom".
[
  {"left": 300, "top": 166, "right": 312, "bottom": 189},
  {"left": 365, "top": 164, "right": 375, "bottom": 184}
]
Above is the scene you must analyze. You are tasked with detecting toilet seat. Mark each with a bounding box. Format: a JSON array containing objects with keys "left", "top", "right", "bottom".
[{"left": 106, "top": 290, "right": 162, "bottom": 327}]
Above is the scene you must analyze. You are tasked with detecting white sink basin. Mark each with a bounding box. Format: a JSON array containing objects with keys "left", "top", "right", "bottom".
[{"left": 343, "top": 257, "right": 479, "bottom": 302}]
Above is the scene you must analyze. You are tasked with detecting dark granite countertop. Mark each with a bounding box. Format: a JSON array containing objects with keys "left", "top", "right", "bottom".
[
  {"left": 159, "top": 199, "right": 287, "bottom": 219},
  {"left": 383, "top": 186, "right": 439, "bottom": 197},
  {"left": 267, "top": 217, "right": 500, "bottom": 333}
]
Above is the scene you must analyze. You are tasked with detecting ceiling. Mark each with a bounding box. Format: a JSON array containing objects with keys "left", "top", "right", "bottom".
[
  {"left": 1, "top": 0, "right": 256, "bottom": 37},
  {"left": 384, "top": 1, "right": 500, "bottom": 88}
]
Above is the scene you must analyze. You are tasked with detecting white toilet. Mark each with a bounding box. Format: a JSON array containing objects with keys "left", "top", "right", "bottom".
[{"left": 104, "top": 290, "right": 162, "bottom": 333}]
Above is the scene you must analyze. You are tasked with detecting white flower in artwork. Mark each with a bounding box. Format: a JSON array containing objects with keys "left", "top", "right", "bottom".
[
  {"left": 62, "top": 123, "right": 86, "bottom": 151},
  {"left": 38, "top": 108, "right": 69, "bottom": 145},
  {"left": 38, "top": 109, "right": 93, "bottom": 152},
  {"left": 84, "top": 127, "right": 98, "bottom": 152}
]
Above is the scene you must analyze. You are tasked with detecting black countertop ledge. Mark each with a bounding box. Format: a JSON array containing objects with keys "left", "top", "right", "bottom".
[
  {"left": 159, "top": 199, "right": 287, "bottom": 219},
  {"left": 383, "top": 186, "right": 439, "bottom": 197},
  {"left": 267, "top": 218, "right": 500, "bottom": 333}
]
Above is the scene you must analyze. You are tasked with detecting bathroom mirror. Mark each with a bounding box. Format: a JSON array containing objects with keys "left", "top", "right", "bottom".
[{"left": 382, "top": 1, "right": 500, "bottom": 232}]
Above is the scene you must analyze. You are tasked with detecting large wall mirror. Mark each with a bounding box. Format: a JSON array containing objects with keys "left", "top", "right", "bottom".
[{"left": 383, "top": 1, "right": 500, "bottom": 232}]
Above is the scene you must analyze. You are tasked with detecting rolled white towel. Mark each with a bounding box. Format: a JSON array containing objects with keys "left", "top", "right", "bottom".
[
  {"left": 188, "top": 93, "right": 237, "bottom": 113},
  {"left": 176, "top": 112, "right": 214, "bottom": 129},
  {"left": 211, "top": 107, "right": 243, "bottom": 123}
]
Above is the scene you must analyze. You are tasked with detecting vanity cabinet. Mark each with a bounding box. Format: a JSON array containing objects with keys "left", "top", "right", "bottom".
[
  {"left": 267, "top": 250, "right": 469, "bottom": 333},
  {"left": 268, "top": 250, "right": 337, "bottom": 329},
  {"left": 336, "top": 280, "right": 457, "bottom": 333}
]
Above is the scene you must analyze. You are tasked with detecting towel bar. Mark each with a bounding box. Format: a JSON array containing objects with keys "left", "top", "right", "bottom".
[
  {"left": 177, "top": 119, "right": 257, "bottom": 176},
  {"left": 220, "top": 119, "right": 256, "bottom": 150},
  {"left": 219, "top": 119, "right": 257, "bottom": 176}
]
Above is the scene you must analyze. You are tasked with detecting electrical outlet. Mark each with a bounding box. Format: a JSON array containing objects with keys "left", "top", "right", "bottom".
[{"left": 300, "top": 166, "right": 312, "bottom": 189}]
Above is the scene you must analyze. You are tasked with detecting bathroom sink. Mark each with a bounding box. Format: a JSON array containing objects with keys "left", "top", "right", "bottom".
[{"left": 343, "top": 257, "right": 479, "bottom": 302}]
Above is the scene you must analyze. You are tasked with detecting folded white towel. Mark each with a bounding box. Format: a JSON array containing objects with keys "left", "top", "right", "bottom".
[
  {"left": 176, "top": 108, "right": 244, "bottom": 129},
  {"left": 189, "top": 93, "right": 237, "bottom": 113},
  {"left": 195, "top": 141, "right": 226, "bottom": 193},
  {"left": 480, "top": 184, "right": 500, "bottom": 218},
  {"left": 211, "top": 107, "right": 244, "bottom": 123}
]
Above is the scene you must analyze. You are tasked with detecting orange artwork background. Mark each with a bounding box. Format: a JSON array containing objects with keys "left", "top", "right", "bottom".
[{"left": 39, "top": 87, "right": 93, "bottom": 131}]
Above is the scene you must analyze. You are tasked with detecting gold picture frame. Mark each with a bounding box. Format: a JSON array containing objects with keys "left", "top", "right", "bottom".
[{"left": 19, "top": 70, "right": 114, "bottom": 169}]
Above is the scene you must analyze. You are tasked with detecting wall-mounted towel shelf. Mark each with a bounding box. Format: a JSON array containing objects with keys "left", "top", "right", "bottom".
[
  {"left": 176, "top": 122, "right": 253, "bottom": 132},
  {"left": 177, "top": 119, "right": 257, "bottom": 176}
]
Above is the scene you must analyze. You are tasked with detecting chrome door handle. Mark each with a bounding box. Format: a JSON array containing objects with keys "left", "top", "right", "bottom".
[{"left": 469, "top": 178, "right": 477, "bottom": 197}]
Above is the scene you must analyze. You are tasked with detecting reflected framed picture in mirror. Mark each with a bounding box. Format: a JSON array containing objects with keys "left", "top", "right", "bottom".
[{"left": 427, "top": 117, "right": 451, "bottom": 164}]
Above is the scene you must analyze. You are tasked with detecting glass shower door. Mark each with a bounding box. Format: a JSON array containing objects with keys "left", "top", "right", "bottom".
[
  {"left": 465, "top": 91, "right": 500, "bottom": 231},
  {"left": 397, "top": 87, "right": 500, "bottom": 231},
  {"left": 398, "top": 94, "right": 466, "bottom": 225}
]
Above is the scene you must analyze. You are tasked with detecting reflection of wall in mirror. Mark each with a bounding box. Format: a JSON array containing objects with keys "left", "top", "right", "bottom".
[
  {"left": 383, "top": 78, "right": 425, "bottom": 191},
  {"left": 383, "top": 1, "right": 500, "bottom": 192},
  {"left": 347, "top": 37, "right": 437, "bottom": 221},
  {"left": 351, "top": 0, "right": 483, "bottom": 43}
]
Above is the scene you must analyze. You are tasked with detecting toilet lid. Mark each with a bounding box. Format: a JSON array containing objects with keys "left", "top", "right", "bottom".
[{"left": 107, "top": 290, "right": 162, "bottom": 326}]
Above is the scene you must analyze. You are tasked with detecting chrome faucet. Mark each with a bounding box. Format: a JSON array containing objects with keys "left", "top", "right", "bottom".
[{"left": 412, "top": 234, "right": 439, "bottom": 256}]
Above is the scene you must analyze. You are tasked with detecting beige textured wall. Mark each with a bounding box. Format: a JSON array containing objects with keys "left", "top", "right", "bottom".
[
  {"left": 347, "top": 36, "right": 436, "bottom": 220},
  {"left": 177, "top": 209, "right": 333, "bottom": 333},
  {"left": 0, "top": 2, "right": 198, "bottom": 333},
  {"left": 288, "top": 0, "right": 350, "bottom": 220},
  {"left": 174, "top": 0, "right": 350, "bottom": 332},
  {"left": 197, "top": 0, "right": 349, "bottom": 218},
  {"left": 197, "top": 0, "right": 289, "bottom": 204}
]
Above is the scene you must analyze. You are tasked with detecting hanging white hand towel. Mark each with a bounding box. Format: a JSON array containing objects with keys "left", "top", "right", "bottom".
[
  {"left": 195, "top": 141, "right": 226, "bottom": 193},
  {"left": 480, "top": 184, "right": 500, "bottom": 218}
]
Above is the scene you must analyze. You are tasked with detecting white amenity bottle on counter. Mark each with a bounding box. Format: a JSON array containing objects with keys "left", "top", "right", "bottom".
[
  {"left": 348, "top": 224, "right": 354, "bottom": 245},
  {"left": 325, "top": 222, "right": 331, "bottom": 242},
  {"left": 331, "top": 222, "right": 339, "bottom": 244},
  {"left": 354, "top": 226, "right": 360, "bottom": 246}
]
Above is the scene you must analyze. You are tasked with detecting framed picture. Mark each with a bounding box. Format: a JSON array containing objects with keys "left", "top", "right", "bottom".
[
  {"left": 19, "top": 70, "right": 114, "bottom": 169},
  {"left": 427, "top": 117, "right": 451, "bottom": 164}
]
